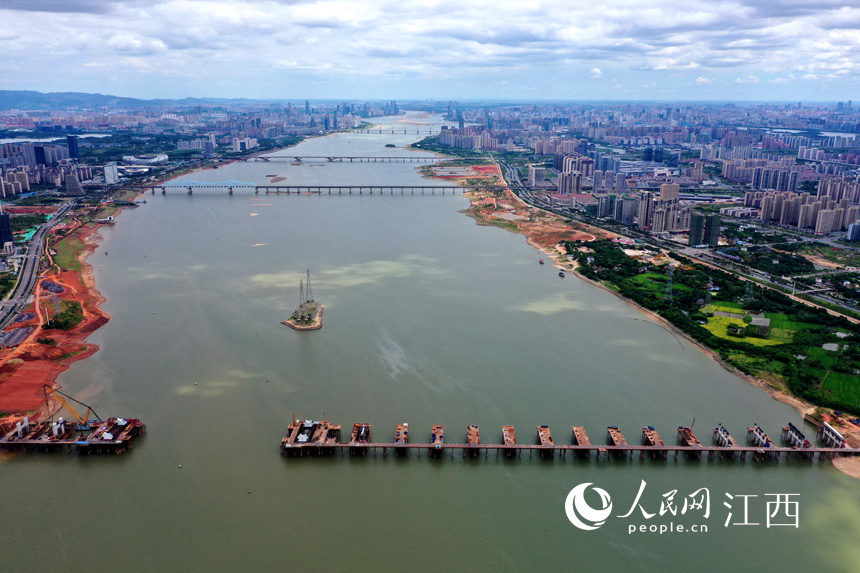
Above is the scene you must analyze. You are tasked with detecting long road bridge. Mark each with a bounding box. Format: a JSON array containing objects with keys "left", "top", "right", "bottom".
[
  {"left": 131, "top": 180, "right": 499, "bottom": 195},
  {"left": 245, "top": 155, "right": 452, "bottom": 163},
  {"left": 351, "top": 128, "right": 440, "bottom": 134}
]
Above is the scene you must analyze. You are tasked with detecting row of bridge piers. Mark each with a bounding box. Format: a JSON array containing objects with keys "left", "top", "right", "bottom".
[{"left": 283, "top": 421, "right": 856, "bottom": 464}]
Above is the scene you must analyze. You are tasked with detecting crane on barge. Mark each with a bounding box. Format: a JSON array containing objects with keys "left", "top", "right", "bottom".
[{"left": 43, "top": 385, "right": 102, "bottom": 431}]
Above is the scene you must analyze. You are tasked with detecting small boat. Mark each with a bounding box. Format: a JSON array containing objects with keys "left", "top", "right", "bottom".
[
  {"left": 558, "top": 271, "right": 565, "bottom": 278},
  {"left": 539, "top": 260, "right": 544, "bottom": 265}
]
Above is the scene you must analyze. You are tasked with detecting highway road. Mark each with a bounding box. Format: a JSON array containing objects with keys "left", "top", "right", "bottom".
[{"left": 0, "top": 201, "right": 76, "bottom": 331}]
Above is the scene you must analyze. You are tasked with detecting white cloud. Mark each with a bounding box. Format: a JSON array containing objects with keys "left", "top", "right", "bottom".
[
  {"left": 107, "top": 33, "right": 166, "bottom": 55},
  {"left": 0, "top": 0, "right": 857, "bottom": 99}
]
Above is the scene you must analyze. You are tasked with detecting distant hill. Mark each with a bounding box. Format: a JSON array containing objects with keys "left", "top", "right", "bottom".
[{"left": 0, "top": 90, "right": 266, "bottom": 110}]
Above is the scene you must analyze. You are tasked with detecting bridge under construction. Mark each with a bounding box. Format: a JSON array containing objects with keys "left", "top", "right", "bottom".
[{"left": 281, "top": 419, "right": 858, "bottom": 463}]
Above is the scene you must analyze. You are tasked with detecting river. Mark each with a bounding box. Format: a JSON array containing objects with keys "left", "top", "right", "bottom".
[{"left": 2, "top": 115, "right": 859, "bottom": 571}]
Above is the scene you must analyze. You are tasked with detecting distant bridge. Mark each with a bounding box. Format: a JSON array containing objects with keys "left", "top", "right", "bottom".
[
  {"left": 131, "top": 181, "right": 498, "bottom": 195},
  {"left": 246, "top": 155, "right": 452, "bottom": 163},
  {"left": 162, "top": 179, "right": 255, "bottom": 188},
  {"left": 351, "top": 128, "right": 439, "bottom": 134}
]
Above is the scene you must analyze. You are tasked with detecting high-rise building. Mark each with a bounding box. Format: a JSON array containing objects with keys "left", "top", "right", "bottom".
[
  {"left": 67, "top": 135, "right": 79, "bottom": 159},
  {"left": 637, "top": 192, "right": 654, "bottom": 230},
  {"left": 12, "top": 172, "right": 29, "bottom": 192},
  {"left": 34, "top": 146, "right": 47, "bottom": 165},
  {"left": 558, "top": 171, "right": 582, "bottom": 195},
  {"left": 689, "top": 213, "right": 705, "bottom": 246},
  {"left": 620, "top": 197, "right": 638, "bottom": 225},
  {"left": 597, "top": 194, "right": 616, "bottom": 218},
  {"left": 815, "top": 209, "right": 837, "bottom": 234},
  {"left": 305, "top": 100, "right": 310, "bottom": 114},
  {"left": 104, "top": 162, "right": 119, "bottom": 185},
  {"left": 660, "top": 183, "right": 680, "bottom": 201},
  {"left": 527, "top": 165, "right": 545, "bottom": 187},
  {"left": 64, "top": 174, "right": 84, "bottom": 196},
  {"left": 0, "top": 212, "right": 13, "bottom": 246},
  {"left": 703, "top": 214, "right": 721, "bottom": 247}
]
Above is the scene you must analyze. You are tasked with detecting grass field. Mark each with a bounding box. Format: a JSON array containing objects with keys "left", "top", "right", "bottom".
[
  {"left": 806, "top": 346, "right": 839, "bottom": 369},
  {"left": 629, "top": 273, "right": 693, "bottom": 297},
  {"left": 702, "top": 302, "right": 825, "bottom": 345},
  {"left": 728, "top": 353, "right": 787, "bottom": 382},
  {"left": 702, "top": 301, "right": 745, "bottom": 315},
  {"left": 821, "top": 371, "right": 860, "bottom": 408},
  {"left": 769, "top": 328, "right": 796, "bottom": 343},
  {"left": 712, "top": 301, "right": 743, "bottom": 309},
  {"left": 630, "top": 273, "right": 666, "bottom": 293},
  {"left": 703, "top": 315, "right": 783, "bottom": 346},
  {"left": 764, "top": 312, "right": 823, "bottom": 331},
  {"left": 52, "top": 234, "right": 85, "bottom": 272}
]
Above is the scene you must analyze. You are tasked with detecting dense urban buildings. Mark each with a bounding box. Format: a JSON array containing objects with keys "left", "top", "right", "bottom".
[
  {"left": 3, "top": 97, "right": 860, "bottom": 243},
  {"left": 427, "top": 101, "right": 860, "bottom": 241}
]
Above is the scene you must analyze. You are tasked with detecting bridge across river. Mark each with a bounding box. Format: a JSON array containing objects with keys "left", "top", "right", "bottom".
[
  {"left": 246, "top": 155, "right": 457, "bottom": 163},
  {"left": 133, "top": 181, "right": 498, "bottom": 195},
  {"left": 351, "top": 128, "right": 439, "bottom": 134}
]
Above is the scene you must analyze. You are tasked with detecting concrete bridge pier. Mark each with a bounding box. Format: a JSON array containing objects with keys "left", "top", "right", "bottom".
[{"left": 162, "top": 188, "right": 166, "bottom": 194}]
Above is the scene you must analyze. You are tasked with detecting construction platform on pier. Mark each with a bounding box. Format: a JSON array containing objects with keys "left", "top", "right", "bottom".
[
  {"left": 0, "top": 417, "right": 146, "bottom": 455},
  {"left": 280, "top": 420, "right": 860, "bottom": 462}
]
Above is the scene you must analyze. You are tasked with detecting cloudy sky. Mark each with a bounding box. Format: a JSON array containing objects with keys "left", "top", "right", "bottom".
[{"left": 1, "top": 0, "right": 859, "bottom": 101}]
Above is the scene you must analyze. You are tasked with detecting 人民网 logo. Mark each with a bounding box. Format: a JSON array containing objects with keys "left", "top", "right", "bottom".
[{"left": 565, "top": 482, "right": 613, "bottom": 530}]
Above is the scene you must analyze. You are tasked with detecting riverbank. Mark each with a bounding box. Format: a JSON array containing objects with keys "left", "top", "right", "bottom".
[
  {"left": 420, "top": 157, "right": 860, "bottom": 478},
  {"left": 0, "top": 199, "right": 135, "bottom": 421}
]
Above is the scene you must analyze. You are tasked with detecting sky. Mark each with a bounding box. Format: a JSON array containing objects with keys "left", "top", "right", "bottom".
[{"left": 1, "top": 0, "right": 860, "bottom": 101}]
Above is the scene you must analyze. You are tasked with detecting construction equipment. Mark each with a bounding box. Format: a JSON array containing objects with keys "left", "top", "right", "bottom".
[{"left": 43, "top": 385, "right": 102, "bottom": 431}]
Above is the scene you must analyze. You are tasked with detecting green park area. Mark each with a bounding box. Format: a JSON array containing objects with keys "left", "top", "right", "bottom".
[
  {"left": 52, "top": 233, "right": 86, "bottom": 273},
  {"left": 568, "top": 238, "right": 860, "bottom": 414}
]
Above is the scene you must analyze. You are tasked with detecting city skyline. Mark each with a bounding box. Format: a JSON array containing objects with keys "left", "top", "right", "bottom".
[{"left": 2, "top": 0, "right": 859, "bottom": 101}]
